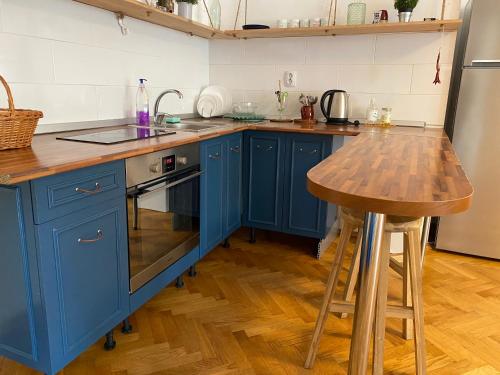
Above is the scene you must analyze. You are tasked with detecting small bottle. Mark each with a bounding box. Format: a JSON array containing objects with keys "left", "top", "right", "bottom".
[
  {"left": 136, "top": 78, "right": 150, "bottom": 126},
  {"left": 380, "top": 107, "right": 392, "bottom": 126},
  {"left": 366, "top": 98, "right": 379, "bottom": 124}
]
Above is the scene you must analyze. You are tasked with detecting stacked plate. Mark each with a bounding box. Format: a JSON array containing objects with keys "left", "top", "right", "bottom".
[{"left": 197, "top": 86, "right": 232, "bottom": 118}]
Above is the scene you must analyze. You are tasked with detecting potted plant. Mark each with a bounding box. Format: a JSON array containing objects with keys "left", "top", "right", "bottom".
[
  {"left": 176, "top": 0, "right": 198, "bottom": 19},
  {"left": 394, "top": 0, "right": 418, "bottom": 22}
]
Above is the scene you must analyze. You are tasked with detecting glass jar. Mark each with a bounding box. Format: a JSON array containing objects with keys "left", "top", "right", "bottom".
[
  {"left": 380, "top": 107, "right": 392, "bottom": 126},
  {"left": 347, "top": 1, "right": 367, "bottom": 25}
]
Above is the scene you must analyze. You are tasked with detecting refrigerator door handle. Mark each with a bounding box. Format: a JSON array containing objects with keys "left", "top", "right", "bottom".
[{"left": 470, "top": 60, "right": 500, "bottom": 68}]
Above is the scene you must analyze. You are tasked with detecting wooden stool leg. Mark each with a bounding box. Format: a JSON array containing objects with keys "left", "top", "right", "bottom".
[
  {"left": 341, "top": 227, "right": 363, "bottom": 318},
  {"left": 373, "top": 233, "right": 391, "bottom": 375},
  {"left": 408, "top": 229, "right": 427, "bottom": 374},
  {"left": 403, "top": 233, "right": 414, "bottom": 340},
  {"left": 305, "top": 222, "right": 354, "bottom": 368}
]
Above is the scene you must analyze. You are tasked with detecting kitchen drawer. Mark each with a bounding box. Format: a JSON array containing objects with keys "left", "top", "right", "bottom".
[{"left": 31, "top": 160, "right": 126, "bottom": 224}]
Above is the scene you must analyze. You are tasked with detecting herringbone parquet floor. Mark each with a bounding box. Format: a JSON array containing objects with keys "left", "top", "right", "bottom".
[{"left": 2, "top": 228, "right": 500, "bottom": 375}]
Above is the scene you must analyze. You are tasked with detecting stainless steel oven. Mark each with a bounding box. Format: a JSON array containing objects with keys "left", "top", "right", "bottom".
[{"left": 125, "top": 143, "right": 200, "bottom": 293}]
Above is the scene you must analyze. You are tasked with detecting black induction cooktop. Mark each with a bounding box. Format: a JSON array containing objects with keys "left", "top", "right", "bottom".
[{"left": 57, "top": 126, "right": 176, "bottom": 145}]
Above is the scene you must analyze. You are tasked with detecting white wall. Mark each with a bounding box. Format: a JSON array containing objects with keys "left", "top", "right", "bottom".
[
  {"left": 212, "top": 0, "right": 461, "bottom": 126},
  {"left": 0, "top": 0, "right": 209, "bottom": 132}
]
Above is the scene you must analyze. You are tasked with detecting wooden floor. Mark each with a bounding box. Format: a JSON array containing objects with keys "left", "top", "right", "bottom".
[{"left": 2, "top": 228, "right": 500, "bottom": 375}]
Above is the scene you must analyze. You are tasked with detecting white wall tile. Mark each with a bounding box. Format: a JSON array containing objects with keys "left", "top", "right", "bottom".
[
  {"left": 375, "top": 32, "right": 457, "bottom": 65},
  {"left": 0, "top": 34, "right": 54, "bottom": 83},
  {"left": 339, "top": 65, "right": 413, "bottom": 94},
  {"left": 96, "top": 86, "right": 136, "bottom": 120},
  {"left": 9, "top": 83, "right": 98, "bottom": 126},
  {"left": 210, "top": 65, "right": 276, "bottom": 90},
  {"left": 349, "top": 92, "right": 448, "bottom": 125},
  {"left": 210, "top": 40, "right": 246, "bottom": 65},
  {"left": 242, "top": 38, "right": 306, "bottom": 65},
  {"left": 411, "top": 64, "right": 452, "bottom": 94},
  {"left": 53, "top": 42, "right": 130, "bottom": 86},
  {"left": 305, "top": 35, "right": 376, "bottom": 65}
]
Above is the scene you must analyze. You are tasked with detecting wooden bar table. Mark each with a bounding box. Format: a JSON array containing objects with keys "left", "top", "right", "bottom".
[{"left": 306, "top": 130, "right": 473, "bottom": 374}]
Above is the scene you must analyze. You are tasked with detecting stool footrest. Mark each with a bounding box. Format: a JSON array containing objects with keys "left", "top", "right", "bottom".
[{"left": 330, "top": 300, "right": 414, "bottom": 319}]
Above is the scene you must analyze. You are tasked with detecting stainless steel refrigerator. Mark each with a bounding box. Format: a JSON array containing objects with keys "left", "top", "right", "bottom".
[{"left": 436, "top": 0, "right": 500, "bottom": 259}]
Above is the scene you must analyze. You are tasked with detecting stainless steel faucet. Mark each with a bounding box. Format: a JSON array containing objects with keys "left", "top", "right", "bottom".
[{"left": 154, "top": 89, "right": 183, "bottom": 123}]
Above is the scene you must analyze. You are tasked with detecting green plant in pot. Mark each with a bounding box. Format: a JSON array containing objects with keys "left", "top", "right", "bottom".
[
  {"left": 176, "top": 0, "right": 198, "bottom": 19},
  {"left": 394, "top": 0, "right": 418, "bottom": 22}
]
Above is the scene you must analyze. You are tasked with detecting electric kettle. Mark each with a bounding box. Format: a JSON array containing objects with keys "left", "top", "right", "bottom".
[{"left": 320, "top": 90, "right": 349, "bottom": 124}]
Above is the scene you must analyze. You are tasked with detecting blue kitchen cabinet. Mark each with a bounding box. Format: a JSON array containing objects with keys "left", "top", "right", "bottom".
[
  {"left": 225, "top": 134, "right": 243, "bottom": 235},
  {"left": 36, "top": 198, "right": 129, "bottom": 372},
  {"left": 282, "top": 134, "right": 333, "bottom": 239},
  {"left": 200, "top": 139, "right": 225, "bottom": 257},
  {"left": 242, "top": 131, "right": 285, "bottom": 231},
  {"left": 243, "top": 131, "right": 342, "bottom": 244},
  {"left": 0, "top": 161, "right": 130, "bottom": 375},
  {"left": 200, "top": 133, "right": 243, "bottom": 258}
]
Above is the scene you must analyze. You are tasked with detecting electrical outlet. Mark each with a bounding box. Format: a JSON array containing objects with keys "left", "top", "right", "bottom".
[{"left": 284, "top": 71, "right": 297, "bottom": 88}]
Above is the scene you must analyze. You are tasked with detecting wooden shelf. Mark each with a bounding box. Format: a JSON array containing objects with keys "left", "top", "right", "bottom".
[
  {"left": 73, "top": 1, "right": 460, "bottom": 40},
  {"left": 224, "top": 19, "right": 462, "bottom": 39},
  {"left": 74, "top": 0, "right": 229, "bottom": 39}
]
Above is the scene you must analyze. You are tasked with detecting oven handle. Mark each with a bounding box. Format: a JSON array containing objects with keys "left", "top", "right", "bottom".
[{"left": 137, "top": 171, "right": 203, "bottom": 199}]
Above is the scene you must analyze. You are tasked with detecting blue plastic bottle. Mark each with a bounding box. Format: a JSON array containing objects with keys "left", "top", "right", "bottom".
[{"left": 136, "top": 78, "right": 150, "bottom": 126}]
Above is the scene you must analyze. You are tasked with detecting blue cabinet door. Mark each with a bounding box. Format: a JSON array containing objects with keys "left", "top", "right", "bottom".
[
  {"left": 36, "top": 198, "right": 129, "bottom": 371},
  {"left": 225, "top": 133, "right": 242, "bottom": 237},
  {"left": 0, "top": 184, "right": 48, "bottom": 373},
  {"left": 282, "top": 134, "right": 333, "bottom": 239},
  {"left": 200, "top": 140, "right": 224, "bottom": 258},
  {"left": 243, "top": 132, "right": 284, "bottom": 231}
]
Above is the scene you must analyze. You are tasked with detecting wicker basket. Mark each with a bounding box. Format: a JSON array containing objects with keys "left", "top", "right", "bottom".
[{"left": 0, "top": 74, "right": 43, "bottom": 150}]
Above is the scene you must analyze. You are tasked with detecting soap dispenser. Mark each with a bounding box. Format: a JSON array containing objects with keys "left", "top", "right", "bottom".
[{"left": 136, "top": 78, "right": 150, "bottom": 126}]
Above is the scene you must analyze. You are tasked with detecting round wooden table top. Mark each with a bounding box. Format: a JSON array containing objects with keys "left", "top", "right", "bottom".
[{"left": 307, "top": 131, "right": 473, "bottom": 217}]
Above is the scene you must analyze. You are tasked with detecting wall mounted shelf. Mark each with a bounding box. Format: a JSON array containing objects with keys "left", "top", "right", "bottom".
[
  {"left": 74, "top": 0, "right": 461, "bottom": 40},
  {"left": 74, "top": 0, "right": 230, "bottom": 39},
  {"left": 225, "top": 20, "right": 462, "bottom": 39}
]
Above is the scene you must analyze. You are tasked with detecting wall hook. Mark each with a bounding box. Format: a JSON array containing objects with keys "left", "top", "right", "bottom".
[{"left": 115, "top": 12, "right": 129, "bottom": 36}]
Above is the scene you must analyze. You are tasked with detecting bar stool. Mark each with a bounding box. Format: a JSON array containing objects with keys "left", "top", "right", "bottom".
[
  {"left": 305, "top": 208, "right": 427, "bottom": 374},
  {"left": 339, "top": 208, "right": 426, "bottom": 340}
]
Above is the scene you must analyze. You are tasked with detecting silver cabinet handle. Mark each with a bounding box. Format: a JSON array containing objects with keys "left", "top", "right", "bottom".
[
  {"left": 230, "top": 146, "right": 240, "bottom": 153},
  {"left": 266, "top": 146, "right": 273, "bottom": 151},
  {"left": 298, "top": 147, "right": 304, "bottom": 152},
  {"left": 75, "top": 182, "right": 102, "bottom": 195},
  {"left": 209, "top": 152, "right": 221, "bottom": 160},
  {"left": 78, "top": 229, "right": 103, "bottom": 243},
  {"left": 310, "top": 149, "right": 318, "bottom": 154}
]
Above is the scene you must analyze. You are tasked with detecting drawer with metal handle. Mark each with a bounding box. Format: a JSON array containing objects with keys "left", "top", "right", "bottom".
[{"left": 31, "top": 160, "right": 126, "bottom": 224}]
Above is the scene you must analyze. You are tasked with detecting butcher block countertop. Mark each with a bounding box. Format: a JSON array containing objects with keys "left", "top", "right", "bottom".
[
  {"left": 0, "top": 118, "right": 448, "bottom": 185},
  {"left": 307, "top": 131, "right": 473, "bottom": 217}
]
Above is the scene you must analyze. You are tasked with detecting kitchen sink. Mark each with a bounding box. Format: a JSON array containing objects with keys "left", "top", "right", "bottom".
[{"left": 161, "top": 123, "right": 221, "bottom": 132}]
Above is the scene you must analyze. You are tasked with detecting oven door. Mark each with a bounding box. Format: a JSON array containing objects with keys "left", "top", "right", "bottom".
[{"left": 127, "top": 168, "right": 201, "bottom": 293}]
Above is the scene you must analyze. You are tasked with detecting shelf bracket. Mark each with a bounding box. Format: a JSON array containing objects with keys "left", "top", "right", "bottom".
[{"left": 115, "top": 12, "right": 128, "bottom": 36}]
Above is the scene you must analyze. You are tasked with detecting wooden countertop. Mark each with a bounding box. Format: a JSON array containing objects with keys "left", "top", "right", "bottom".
[
  {"left": 0, "top": 119, "right": 444, "bottom": 185},
  {"left": 307, "top": 131, "right": 473, "bottom": 217}
]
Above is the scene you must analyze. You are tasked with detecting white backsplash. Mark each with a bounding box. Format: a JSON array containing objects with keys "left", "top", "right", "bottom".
[
  {"left": 0, "top": 0, "right": 209, "bottom": 132},
  {"left": 0, "top": 0, "right": 465, "bottom": 130},
  {"left": 210, "top": 32, "right": 457, "bottom": 126}
]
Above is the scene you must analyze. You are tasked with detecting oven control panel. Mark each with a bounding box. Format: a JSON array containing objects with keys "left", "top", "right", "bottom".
[
  {"left": 162, "top": 155, "right": 176, "bottom": 173},
  {"left": 125, "top": 143, "right": 199, "bottom": 188}
]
